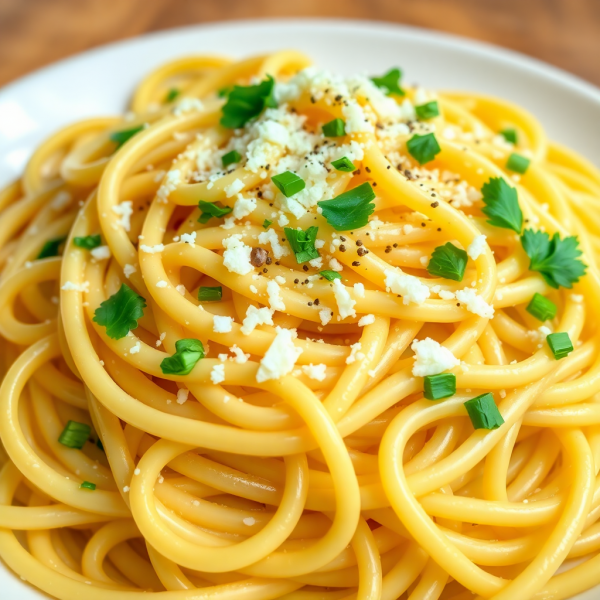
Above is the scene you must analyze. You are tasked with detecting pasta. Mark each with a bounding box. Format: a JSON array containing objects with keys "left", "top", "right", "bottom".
[{"left": 1, "top": 49, "right": 600, "bottom": 600}]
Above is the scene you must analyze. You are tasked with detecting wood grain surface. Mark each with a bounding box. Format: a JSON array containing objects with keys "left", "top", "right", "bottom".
[{"left": 0, "top": 0, "right": 598, "bottom": 88}]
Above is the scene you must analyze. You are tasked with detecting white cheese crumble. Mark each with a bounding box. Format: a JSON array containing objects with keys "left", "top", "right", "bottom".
[
  {"left": 233, "top": 195, "right": 257, "bottom": 220},
  {"left": 180, "top": 231, "right": 196, "bottom": 247},
  {"left": 411, "top": 338, "right": 460, "bottom": 377},
  {"left": 332, "top": 279, "right": 356, "bottom": 320},
  {"left": 222, "top": 234, "right": 253, "bottom": 275},
  {"left": 384, "top": 269, "right": 430, "bottom": 305},
  {"left": 301, "top": 363, "right": 327, "bottom": 381},
  {"left": 157, "top": 169, "right": 181, "bottom": 202},
  {"left": 353, "top": 283, "right": 365, "bottom": 298},
  {"left": 319, "top": 307, "right": 333, "bottom": 326},
  {"left": 455, "top": 288, "right": 495, "bottom": 319},
  {"left": 61, "top": 281, "right": 89, "bottom": 292},
  {"left": 329, "top": 258, "right": 344, "bottom": 272},
  {"left": 90, "top": 245, "right": 111, "bottom": 260},
  {"left": 267, "top": 280, "right": 286, "bottom": 312},
  {"left": 258, "top": 228, "right": 289, "bottom": 259},
  {"left": 242, "top": 517, "right": 256, "bottom": 526},
  {"left": 467, "top": 235, "right": 487, "bottom": 260},
  {"left": 225, "top": 178, "right": 245, "bottom": 198},
  {"left": 173, "top": 98, "right": 204, "bottom": 116},
  {"left": 123, "top": 264, "right": 137, "bottom": 279},
  {"left": 156, "top": 280, "right": 168, "bottom": 288},
  {"left": 140, "top": 244, "right": 165, "bottom": 254},
  {"left": 176, "top": 389, "right": 189, "bottom": 404},
  {"left": 241, "top": 305, "right": 274, "bottom": 335},
  {"left": 211, "top": 364, "right": 225, "bottom": 384},
  {"left": 346, "top": 342, "right": 365, "bottom": 365},
  {"left": 256, "top": 327, "right": 303, "bottom": 382},
  {"left": 439, "top": 290, "right": 456, "bottom": 300},
  {"left": 230, "top": 345, "right": 250, "bottom": 364},
  {"left": 358, "top": 314, "right": 375, "bottom": 327},
  {"left": 213, "top": 315, "right": 234, "bottom": 333},
  {"left": 571, "top": 294, "right": 584, "bottom": 303},
  {"left": 129, "top": 341, "right": 141, "bottom": 354},
  {"left": 112, "top": 201, "right": 133, "bottom": 231},
  {"left": 176, "top": 284, "right": 186, "bottom": 296}
]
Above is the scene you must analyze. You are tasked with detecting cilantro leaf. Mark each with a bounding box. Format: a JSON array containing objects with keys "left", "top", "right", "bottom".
[
  {"left": 109, "top": 125, "right": 144, "bottom": 149},
  {"left": 521, "top": 229, "right": 586, "bottom": 289},
  {"left": 198, "top": 200, "right": 232, "bottom": 224},
  {"left": 284, "top": 227, "right": 320, "bottom": 264},
  {"left": 427, "top": 243, "right": 468, "bottom": 281},
  {"left": 220, "top": 76, "right": 277, "bottom": 129},
  {"left": 407, "top": 133, "right": 441, "bottom": 165},
  {"left": 317, "top": 182, "right": 376, "bottom": 231},
  {"left": 93, "top": 284, "right": 146, "bottom": 339},
  {"left": 480, "top": 177, "right": 523, "bottom": 233},
  {"left": 38, "top": 236, "right": 66, "bottom": 259},
  {"left": 160, "top": 339, "right": 205, "bottom": 375},
  {"left": 371, "top": 68, "right": 404, "bottom": 96}
]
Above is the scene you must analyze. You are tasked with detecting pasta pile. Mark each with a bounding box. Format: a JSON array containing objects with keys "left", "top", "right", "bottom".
[{"left": 1, "top": 50, "right": 600, "bottom": 600}]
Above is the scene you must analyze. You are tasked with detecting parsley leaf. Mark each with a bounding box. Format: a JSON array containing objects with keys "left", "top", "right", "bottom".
[
  {"left": 284, "top": 227, "right": 320, "bottom": 264},
  {"left": 198, "top": 200, "right": 232, "bottom": 224},
  {"left": 317, "top": 182, "right": 376, "bottom": 231},
  {"left": 407, "top": 133, "right": 441, "bottom": 165},
  {"left": 92, "top": 284, "right": 146, "bottom": 339},
  {"left": 38, "top": 236, "right": 66, "bottom": 259},
  {"left": 220, "top": 76, "right": 276, "bottom": 129},
  {"left": 415, "top": 101, "right": 440, "bottom": 120},
  {"left": 74, "top": 235, "right": 102, "bottom": 250},
  {"left": 427, "top": 243, "right": 468, "bottom": 281},
  {"left": 521, "top": 229, "right": 587, "bottom": 289},
  {"left": 371, "top": 68, "right": 404, "bottom": 96},
  {"left": 109, "top": 125, "right": 144, "bottom": 149},
  {"left": 320, "top": 270, "right": 342, "bottom": 282},
  {"left": 160, "top": 339, "right": 205, "bottom": 375},
  {"left": 480, "top": 177, "right": 523, "bottom": 233}
]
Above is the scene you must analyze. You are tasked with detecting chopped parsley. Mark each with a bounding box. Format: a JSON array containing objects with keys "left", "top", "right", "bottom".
[
  {"left": 331, "top": 156, "right": 356, "bottom": 172},
  {"left": 73, "top": 235, "right": 102, "bottom": 250},
  {"left": 38, "top": 236, "right": 66, "bottom": 259},
  {"left": 160, "top": 339, "right": 205, "bottom": 375},
  {"left": 427, "top": 243, "right": 467, "bottom": 281},
  {"left": 407, "top": 133, "right": 441, "bottom": 165},
  {"left": 320, "top": 270, "right": 342, "bottom": 282},
  {"left": 317, "top": 182, "right": 376, "bottom": 231},
  {"left": 500, "top": 128, "right": 518, "bottom": 144},
  {"left": 415, "top": 101, "right": 440, "bottom": 120},
  {"left": 262, "top": 219, "right": 272, "bottom": 229},
  {"left": 521, "top": 229, "right": 586, "bottom": 289},
  {"left": 222, "top": 150, "right": 241, "bottom": 167},
  {"left": 198, "top": 200, "right": 232, "bottom": 224},
  {"left": 322, "top": 118, "right": 346, "bottom": 138},
  {"left": 284, "top": 226, "right": 320, "bottom": 264},
  {"left": 480, "top": 177, "right": 523, "bottom": 233},
  {"left": 370, "top": 68, "right": 404, "bottom": 96},
  {"left": 109, "top": 125, "right": 144, "bottom": 149},
  {"left": 92, "top": 284, "right": 146, "bottom": 340},
  {"left": 220, "top": 76, "right": 276, "bottom": 128}
]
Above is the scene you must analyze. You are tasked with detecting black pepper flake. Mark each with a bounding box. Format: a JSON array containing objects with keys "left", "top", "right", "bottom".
[
  {"left": 294, "top": 278, "right": 299, "bottom": 284},
  {"left": 266, "top": 257, "right": 272, "bottom": 265},
  {"left": 437, "top": 228, "right": 442, "bottom": 232},
  {"left": 385, "top": 246, "right": 392, "bottom": 253},
  {"left": 250, "top": 247, "right": 269, "bottom": 267},
  {"left": 263, "top": 268, "right": 268, "bottom": 273},
  {"left": 352, "top": 261, "right": 360, "bottom": 266},
  {"left": 431, "top": 201, "right": 439, "bottom": 208},
  {"left": 302, "top": 265, "right": 309, "bottom": 272},
  {"left": 335, "top": 94, "right": 342, "bottom": 101},
  {"left": 314, "top": 298, "right": 320, "bottom": 306},
  {"left": 310, "top": 95, "right": 316, "bottom": 103},
  {"left": 365, "top": 166, "right": 371, "bottom": 173},
  {"left": 357, "top": 247, "right": 367, "bottom": 257},
  {"left": 275, "top": 261, "right": 280, "bottom": 266},
  {"left": 356, "top": 240, "right": 363, "bottom": 246},
  {"left": 339, "top": 244, "right": 346, "bottom": 252},
  {"left": 386, "top": 165, "right": 391, "bottom": 169},
  {"left": 456, "top": 303, "right": 461, "bottom": 307},
  {"left": 421, "top": 223, "right": 426, "bottom": 227},
  {"left": 340, "top": 236, "right": 346, "bottom": 242},
  {"left": 393, "top": 243, "right": 398, "bottom": 248},
  {"left": 373, "top": 182, "right": 377, "bottom": 187},
  {"left": 353, "top": 169, "right": 361, "bottom": 176},
  {"left": 308, "top": 302, "right": 313, "bottom": 306}
]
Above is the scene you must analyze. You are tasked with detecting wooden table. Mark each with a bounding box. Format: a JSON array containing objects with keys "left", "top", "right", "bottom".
[{"left": 1, "top": 0, "right": 598, "bottom": 88}]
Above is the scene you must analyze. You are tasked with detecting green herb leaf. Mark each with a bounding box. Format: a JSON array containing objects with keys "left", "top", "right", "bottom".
[
  {"left": 284, "top": 226, "right": 320, "bottom": 264},
  {"left": 198, "top": 286, "right": 222, "bottom": 302},
  {"left": 546, "top": 332, "right": 573, "bottom": 360},
  {"left": 109, "top": 125, "right": 144, "bottom": 149},
  {"left": 198, "top": 200, "right": 232, "bottom": 224},
  {"left": 96, "top": 438, "right": 104, "bottom": 452},
  {"left": 526, "top": 293, "right": 557, "bottom": 322},
  {"left": 165, "top": 88, "right": 180, "bottom": 103},
  {"left": 222, "top": 150, "right": 241, "bottom": 168},
  {"left": 92, "top": 284, "right": 146, "bottom": 340},
  {"left": 521, "top": 228, "right": 586, "bottom": 289},
  {"left": 38, "top": 236, "right": 66, "bottom": 259},
  {"left": 272, "top": 171, "right": 306, "bottom": 197},
  {"left": 427, "top": 243, "right": 467, "bottom": 281},
  {"left": 464, "top": 393, "right": 505, "bottom": 430},
  {"left": 371, "top": 68, "right": 404, "bottom": 96},
  {"left": 415, "top": 101, "right": 440, "bottom": 120},
  {"left": 59, "top": 421, "right": 91, "bottom": 449},
  {"left": 407, "top": 133, "right": 441, "bottom": 165},
  {"left": 217, "top": 86, "right": 233, "bottom": 98},
  {"left": 73, "top": 235, "right": 102, "bottom": 250},
  {"left": 80, "top": 481, "right": 96, "bottom": 491},
  {"left": 480, "top": 177, "right": 523, "bottom": 233},
  {"left": 220, "top": 76, "right": 276, "bottom": 129},
  {"left": 317, "top": 182, "right": 376, "bottom": 231},
  {"left": 262, "top": 219, "right": 272, "bottom": 229},
  {"left": 331, "top": 156, "right": 356, "bottom": 172},
  {"left": 320, "top": 270, "right": 342, "bottom": 282},
  {"left": 500, "top": 128, "right": 517, "bottom": 144},
  {"left": 506, "top": 152, "right": 530, "bottom": 174},
  {"left": 160, "top": 338, "right": 205, "bottom": 375},
  {"left": 424, "top": 373, "right": 456, "bottom": 400},
  {"left": 322, "top": 118, "right": 346, "bottom": 138}
]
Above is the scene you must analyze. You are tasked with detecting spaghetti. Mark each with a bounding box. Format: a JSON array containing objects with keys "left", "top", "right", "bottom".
[{"left": 0, "top": 50, "right": 599, "bottom": 600}]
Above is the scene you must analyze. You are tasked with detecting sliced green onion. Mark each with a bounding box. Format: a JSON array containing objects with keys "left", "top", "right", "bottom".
[
  {"left": 165, "top": 88, "right": 180, "bottom": 103},
  {"left": 58, "top": 421, "right": 91, "bottom": 449},
  {"left": 38, "top": 236, "right": 66, "bottom": 259},
  {"left": 415, "top": 101, "right": 440, "bottom": 120},
  {"left": 322, "top": 118, "right": 346, "bottom": 137},
  {"left": 198, "top": 286, "right": 222, "bottom": 302},
  {"left": 80, "top": 481, "right": 96, "bottom": 491},
  {"left": 160, "top": 339, "right": 205, "bottom": 375},
  {"left": 427, "top": 243, "right": 467, "bottom": 282},
  {"left": 546, "top": 332, "right": 573, "bottom": 360},
  {"left": 222, "top": 150, "right": 241, "bottom": 168},
  {"left": 423, "top": 373, "right": 456, "bottom": 400},
  {"left": 506, "top": 152, "right": 530, "bottom": 174},
  {"left": 262, "top": 219, "right": 273, "bottom": 229},
  {"left": 464, "top": 393, "right": 505, "bottom": 430},
  {"left": 500, "top": 128, "right": 518, "bottom": 144},
  {"left": 331, "top": 156, "right": 356, "bottom": 172},
  {"left": 320, "top": 270, "right": 342, "bottom": 282},
  {"left": 109, "top": 125, "right": 144, "bottom": 149},
  {"left": 271, "top": 171, "right": 306, "bottom": 197},
  {"left": 526, "top": 293, "right": 557, "bottom": 322},
  {"left": 73, "top": 235, "right": 102, "bottom": 250},
  {"left": 407, "top": 133, "right": 441, "bottom": 165}
]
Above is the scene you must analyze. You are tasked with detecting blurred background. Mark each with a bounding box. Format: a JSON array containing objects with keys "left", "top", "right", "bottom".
[{"left": 0, "top": 0, "right": 598, "bottom": 87}]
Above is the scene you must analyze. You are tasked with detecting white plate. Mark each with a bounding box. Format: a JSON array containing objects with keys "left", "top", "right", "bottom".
[{"left": 0, "top": 18, "right": 599, "bottom": 599}]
